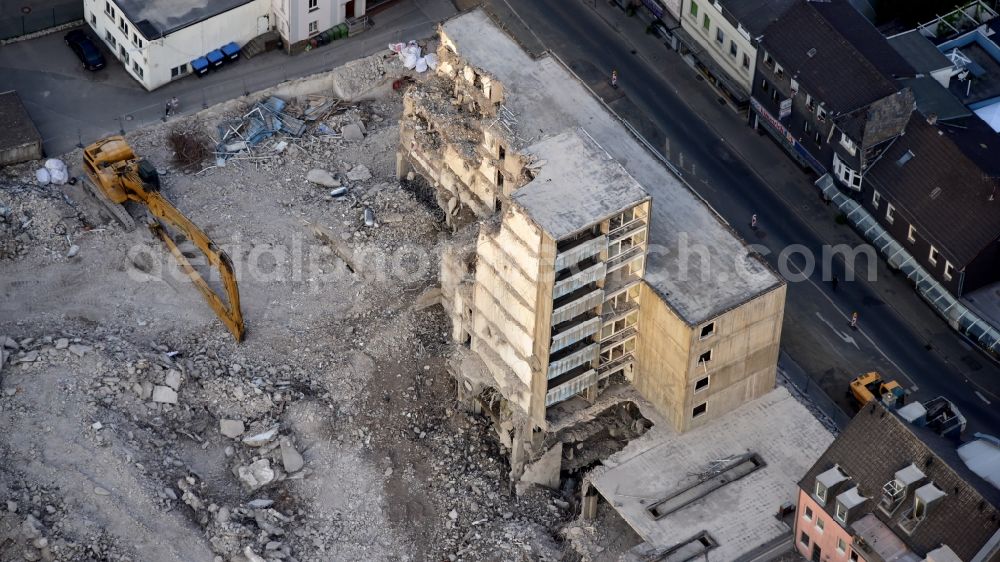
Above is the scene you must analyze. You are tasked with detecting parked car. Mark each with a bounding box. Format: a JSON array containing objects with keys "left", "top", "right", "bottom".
[{"left": 64, "top": 29, "right": 105, "bottom": 71}]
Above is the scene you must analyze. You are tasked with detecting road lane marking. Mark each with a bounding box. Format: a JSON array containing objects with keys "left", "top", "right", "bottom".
[
  {"left": 976, "top": 390, "right": 991, "bottom": 405},
  {"left": 814, "top": 312, "right": 860, "bottom": 350},
  {"left": 787, "top": 260, "right": 918, "bottom": 389}
]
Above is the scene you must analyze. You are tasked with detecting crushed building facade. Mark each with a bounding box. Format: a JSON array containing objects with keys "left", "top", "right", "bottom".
[{"left": 397, "top": 10, "right": 787, "bottom": 482}]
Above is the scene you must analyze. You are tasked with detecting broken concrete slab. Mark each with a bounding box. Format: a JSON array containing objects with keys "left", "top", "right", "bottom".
[
  {"left": 342, "top": 123, "right": 365, "bottom": 142},
  {"left": 164, "top": 369, "right": 182, "bottom": 391},
  {"left": 68, "top": 344, "right": 92, "bottom": 357},
  {"left": 306, "top": 168, "right": 340, "bottom": 188},
  {"left": 238, "top": 459, "right": 274, "bottom": 490},
  {"left": 54, "top": 338, "right": 69, "bottom": 350},
  {"left": 280, "top": 437, "right": 304, "bottom": 473},
  {"left": 414, "top": 287, "right": 443, "bottom": 311},
  {"left": 151, "top": 386, "right": 178, "bottom": 404},
  {"left": 220, "top": 419, "right": 245, "bottom": 438},
  {"left": 346, "top": 164, "right": 372, "bottom": 182},
  {"left": 13, "top": 351, "right": 39, "bottom": 364},
  {"left": 242, "top": 426, "right": 279, "bottom": 447}
]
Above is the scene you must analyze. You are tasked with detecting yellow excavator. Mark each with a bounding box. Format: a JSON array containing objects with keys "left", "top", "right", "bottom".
[
  {"left": 82, "top": 136, "right": 245, "bottom": 341},
  {"left": 849, "top": 371, "right": 905, "bottom": 409}
]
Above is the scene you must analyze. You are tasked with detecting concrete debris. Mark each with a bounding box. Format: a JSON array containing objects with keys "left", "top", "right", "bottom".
[
  {"left": 243, "top": 546, "right": 267, "bottom": 562},
  {"left": 246, "top": 499, "right": 273, "bottom": 509},
  {"left": 238, "top": 459, "right": 275, "bottom": 490},
  {"left": 279, "top": 437, "right": 304, "bottom": 473},
  {"left": 13, "top": 351, "right": 38, "bottom": 364},
  {"left": 150, "top": 385, "right": 178, "bottom": 404},
  {"left": 54, "top": 338, "right": 68, "bottom": 350},
  {"left": 241, "top": 426, "right": 279, "bottom": 447},
  {"left": 342, "top": 123, "right": 365, "bottom": 141},
  {"left": 66, "top": 244, "right": 79, "bottom": 258},
  {"left": 219, "top": 419, "right": 246, "bottom": 438},
  {"left": 67, "top": 344, "right": 91, "bottom": 357},
  {"left": 164, "top": 369, "right": 182, "bottom": 390},
  {"left": 346, "top": 164, "right": 372, "bottom": 182},
  {"left": 306, "top": 168, "right": 340, "bottom": 188},
  {"left": 364, "top": 206, "right": 376, "bottom": 227}
]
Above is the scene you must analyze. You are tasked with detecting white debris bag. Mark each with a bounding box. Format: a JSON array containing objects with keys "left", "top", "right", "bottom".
[
  {"left": 424, "top": 53, "right": 438, "bottom": 70},
  {"left": 44, "top": 158, "right": 66, "bottom": 173},
  {"left": 415, "top": 57, "right": 428, "bottom": 73},
  {"left": 48, "top": 167, "right": 68, "bottom": 185},
  {"left": 388, "top": 42, "right": 405, "bottom": 54},
  {"left": 35, "top": 168, "right": 50, "bottom": 185},
  {"left": 401, "top": 41, "right": 421, "bottom": 69}
]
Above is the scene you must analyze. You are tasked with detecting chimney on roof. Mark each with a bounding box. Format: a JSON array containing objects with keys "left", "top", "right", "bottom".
[{"left": 927, "top": 113, "right": 938, "bottom": 125}]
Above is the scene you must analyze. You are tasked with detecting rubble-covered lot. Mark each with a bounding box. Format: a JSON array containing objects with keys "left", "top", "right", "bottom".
[{"left": 0, "top": 50, "right": 573, "bottom": 562}]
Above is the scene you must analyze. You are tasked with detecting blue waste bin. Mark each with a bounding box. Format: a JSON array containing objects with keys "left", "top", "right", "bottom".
[
  {"left": 221, "top": 42, "right": 240, "bottom": 62},
  {"left": 206, "top": 49, "right": 225, "bottom": 69},
  {"left": 191, "top": 56, "right": 210, "bottom": 77}
]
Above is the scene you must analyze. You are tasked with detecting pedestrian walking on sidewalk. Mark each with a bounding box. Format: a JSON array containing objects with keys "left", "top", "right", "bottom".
[
  {"left": 164, "top": 99, "right": 172, "bottom": 118},
  {"left": 849, "top": 311, "right": 858, "bottom": 330},
  {"left": 750, "top": 213, "right": 758, "bottom": 230},
  {"left": 611, "top": 69, "right": 618, "bottom": 89},
  {"left": 170, "top": 96, "right": 179, "bottom": 115}
]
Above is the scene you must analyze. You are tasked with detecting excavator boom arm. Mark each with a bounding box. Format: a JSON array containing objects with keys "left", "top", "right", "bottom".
[{"left": 141, "top": 191, "right": 245, "bottom": 341}]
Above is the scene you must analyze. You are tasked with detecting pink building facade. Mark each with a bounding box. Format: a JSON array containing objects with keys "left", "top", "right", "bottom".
[{"left": 794, "top": 488, "right": 862, "bottom": 562}]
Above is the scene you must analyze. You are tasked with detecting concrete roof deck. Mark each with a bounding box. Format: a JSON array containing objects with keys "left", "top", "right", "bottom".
[
  {"left": 512, "top": 129, "right": 650, "bottom": 241},
  {"left": 587, "top": 387, "right": 834, "bottom": 558},
  {"left": 441, "top": 10, "right": 782, "bottom": 324},
  {"left": 112, "top": 0, "right": 256, "bottom": 39}
]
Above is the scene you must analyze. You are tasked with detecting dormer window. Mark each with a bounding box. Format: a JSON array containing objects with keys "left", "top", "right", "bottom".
[
  {"left": 817, "top": 105, "right": 827, "bottom": 122},
  {"left": 814, "top": 465, "right": 847, "bottom": 505},
  {"left": 835, "top": 486, "right": 867, "bottom": 525},
  {"left": 763, "top": 51, "right": 774, "bottom": 68},
  {"left": 899, "top": 482, "right": 945, "bottom": 535},
  {"left": 815, "top": 481, "right": 827, "bottom": 503}
]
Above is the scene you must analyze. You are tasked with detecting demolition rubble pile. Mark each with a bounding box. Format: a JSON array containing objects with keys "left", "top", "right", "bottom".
[{"left": 0, "top": 48, "right": 584, "bottom": 561}]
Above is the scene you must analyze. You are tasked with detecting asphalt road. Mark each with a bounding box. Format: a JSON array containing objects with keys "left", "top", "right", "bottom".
[{"left": 503, "top": 0, "right": 999, "bottom": 435}]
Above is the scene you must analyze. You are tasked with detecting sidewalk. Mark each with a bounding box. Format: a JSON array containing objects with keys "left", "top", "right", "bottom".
[{"left": 578, "top": 0, "right": 999, "bottom": 388}]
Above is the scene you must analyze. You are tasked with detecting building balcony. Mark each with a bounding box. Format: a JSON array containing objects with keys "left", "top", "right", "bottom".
[
  {"left": 553, "top": 261, "right": 607, "bottom": 300},
  {"left": 551, "top": 288, "right": 604, "bottom": 326},
  {"left": 554, "top": 235, "right": 607, "bottom": 272},
  {"left": 545, "top": 364, "right": 597, "bottom": 407},
  {"left": 600, "top": 326, "right": 637, "bottom": 348},
  {"left": 550, "top": 315, "right": 601, "bottom": 354},
  {"left": 606, "top": 245, "right": 645, "bottom": 273},
  {"left": 598, "top": 353, "right": 634, "bottom": 379},
  {"left": 547, "top": 342, "right": 599, "bottom": 380},
  {"left": 607, "top": 218, "right": 646, "bottom": 243},
  {"left": 602, "top": 297, "right": 639, "bottom": 320}
]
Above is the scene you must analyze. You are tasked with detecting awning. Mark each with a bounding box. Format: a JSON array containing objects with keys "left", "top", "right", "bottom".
[
  {"left": 221, "top": 42, "right": 240, "bottom": 60},
  {"left": 191, "top": 57, "right": 210, "bottom": 72},
  {"left": 206, "top": 49, "right": 225, "bottom": 67}
]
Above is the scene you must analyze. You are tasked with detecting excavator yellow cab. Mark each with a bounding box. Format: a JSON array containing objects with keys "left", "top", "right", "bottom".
[
  {"left": 849, "top": 371, "right": 905, "bottom": 409},
  {"left": 81, "top": 135, "right": 245, "bottom": 341}
]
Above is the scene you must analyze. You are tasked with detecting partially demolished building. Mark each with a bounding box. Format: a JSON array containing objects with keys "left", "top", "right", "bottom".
[{"left": 398, "top": 10, "right": 787, "bottom": 482}]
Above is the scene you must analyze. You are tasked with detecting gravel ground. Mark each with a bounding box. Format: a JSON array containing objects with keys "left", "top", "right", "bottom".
[{"left": 0, "top": 49, "right": 576, "bottom": 562}]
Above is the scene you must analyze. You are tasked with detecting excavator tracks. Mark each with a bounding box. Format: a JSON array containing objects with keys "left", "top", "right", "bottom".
[{"left": 82, "top": 176, "right": 136, "bottom": 232}]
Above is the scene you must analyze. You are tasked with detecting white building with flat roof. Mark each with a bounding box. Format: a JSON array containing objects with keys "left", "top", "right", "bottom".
[{"left": 84, "top": 0, "right": 272, "bottom": 90}]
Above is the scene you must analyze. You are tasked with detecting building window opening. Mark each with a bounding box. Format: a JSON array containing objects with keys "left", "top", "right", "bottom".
[
  {"left": 698, "top": 349, "right": 712, "bottom": 363},
  {"left": 700, "top": 322, "right": 715, "bottom": 339},
  {"left": 692, "top": 402, "right": 707, "bottom": 418},
  {"left": 695, "top": 376, "right": 709, "bottom": 393}
]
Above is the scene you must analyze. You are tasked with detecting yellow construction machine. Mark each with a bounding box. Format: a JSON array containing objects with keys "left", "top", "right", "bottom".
[
  {"left": 849, "top": 371, "right": 905, "bottom": 409},
  {"left": 82, "top": 136, "right": 245, "bottom": 341}
]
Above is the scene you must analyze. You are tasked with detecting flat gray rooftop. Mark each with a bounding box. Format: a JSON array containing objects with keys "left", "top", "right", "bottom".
[
  {"left": 113, "top": 0, "right": 254, "bottom": 39},
  {"left": 588, "top": 387, "right": 833, "bottom": 558},
  {"left": 442, "top": 10, "right": 782, "bottom": 324},
  {"left": 512, "top": 129, "right": 650, "bottom": 241}
]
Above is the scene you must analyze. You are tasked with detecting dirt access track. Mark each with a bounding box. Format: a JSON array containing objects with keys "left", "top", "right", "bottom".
[{"left": 0, "top": 48, "right": 571, "bottom": 562}]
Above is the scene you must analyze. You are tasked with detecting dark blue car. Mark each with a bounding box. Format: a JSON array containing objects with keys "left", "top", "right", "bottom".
[{"left": 64, "top": 29, "right": 106, "bottom": 71}]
